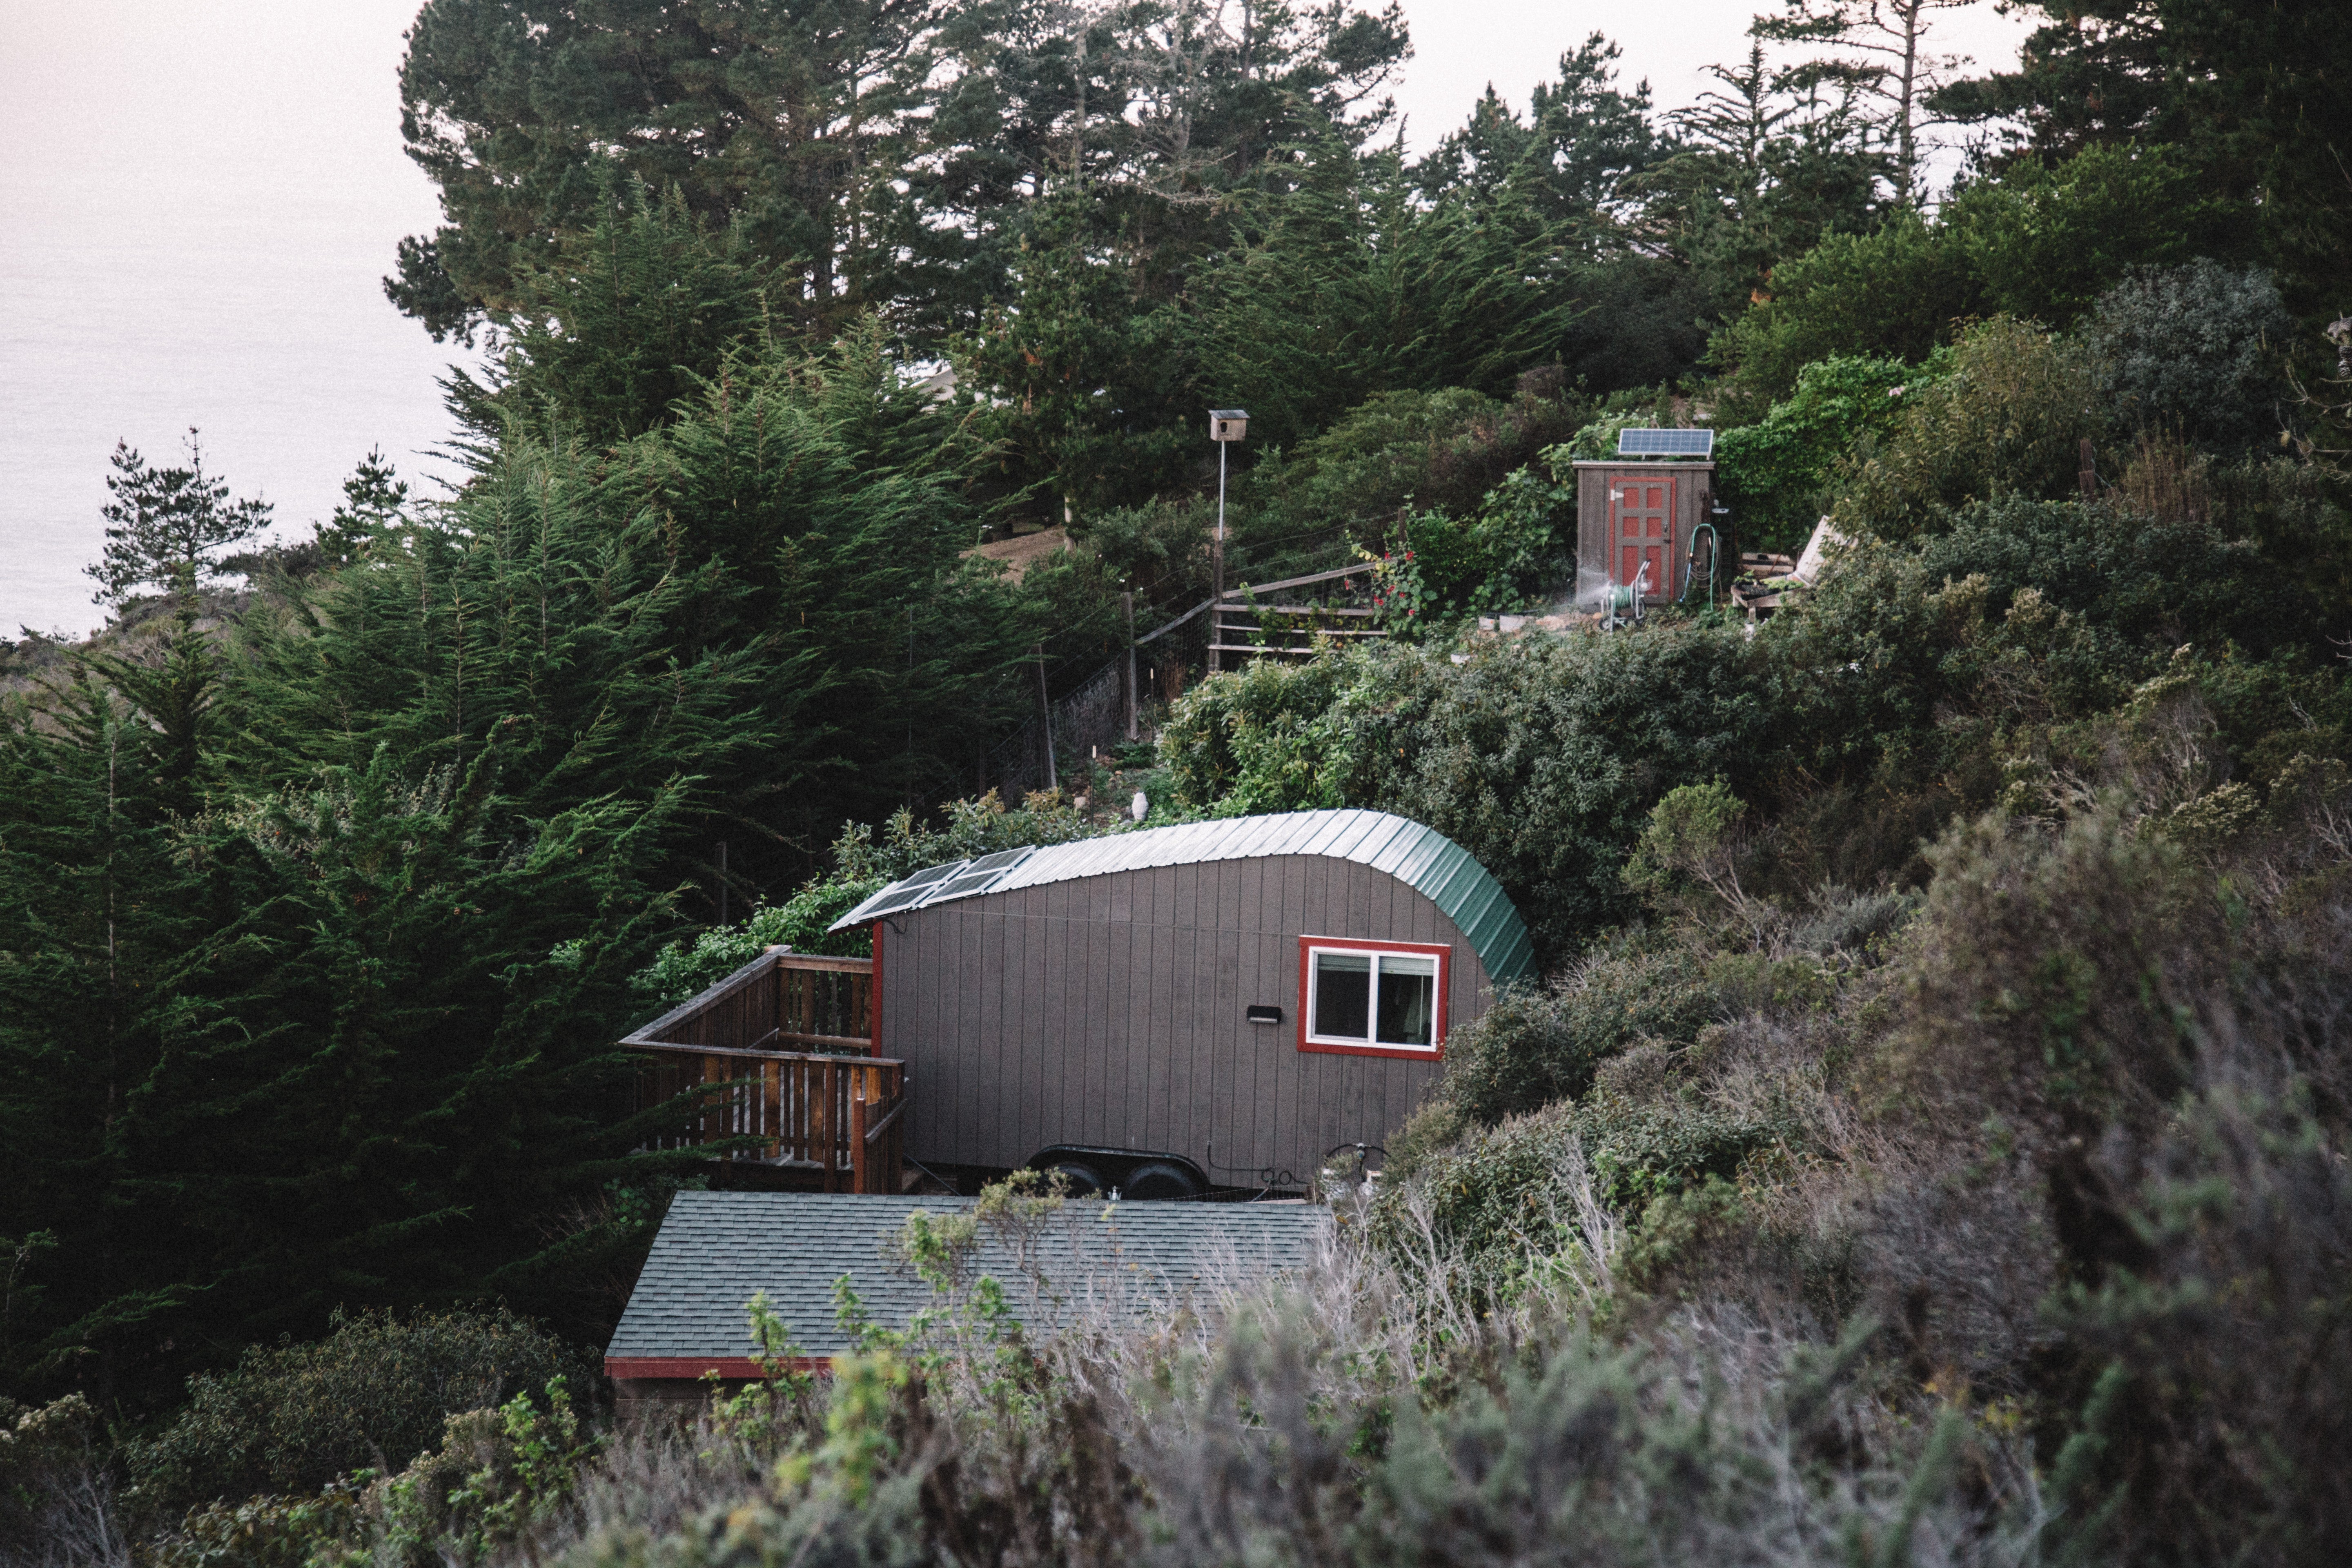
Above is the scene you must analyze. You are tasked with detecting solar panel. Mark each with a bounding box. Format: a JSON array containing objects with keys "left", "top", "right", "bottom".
[
  {"left": 933, "top": 870, "right": 1009, "bottom": 900},
  {"left": 900, "top": 860, "right": 967, "bottom": 888},
  {"left": 1617, "top": 428, "right": 1715, "bottom": 458},
  {"left": 855, "top": 886, "right": 931, "bottom": 918},
  {"left": 965, "top": 846, "right": 1034, "bottom": 873}
]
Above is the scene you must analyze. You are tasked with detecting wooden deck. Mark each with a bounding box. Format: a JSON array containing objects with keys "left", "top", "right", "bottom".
[{"left": 624, "top": 949, "right": 905, "bottom": 1194}]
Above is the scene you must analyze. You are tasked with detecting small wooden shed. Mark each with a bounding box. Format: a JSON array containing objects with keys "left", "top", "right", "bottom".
[
  {"left": 831, "top": 810, "right": 1536, "bottom": 1191},
  {"left": 1573, "top": 455, "right": 1717, "bottom": 606}
]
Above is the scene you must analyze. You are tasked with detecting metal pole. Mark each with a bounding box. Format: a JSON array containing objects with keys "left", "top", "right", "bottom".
[
  {"left": 1123, "top": 590, "right": 1137, "bottom": 742},
  {"left": 1035, "top": 644, "right": 1057, "bottom": 793},
  {"left": 1211, "top": 440, "right": 1227, "bottom": 673}
]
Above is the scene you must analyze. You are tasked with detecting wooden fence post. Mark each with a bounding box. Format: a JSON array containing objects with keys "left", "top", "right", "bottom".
[{"left": 851, "top": 1078, "right": 869, "bottom": 1194}]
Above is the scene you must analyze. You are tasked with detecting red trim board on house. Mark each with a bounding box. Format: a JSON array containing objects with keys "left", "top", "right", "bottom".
[{"left": 1294, "top": 935, "right": 1450, "bottom": 1061}]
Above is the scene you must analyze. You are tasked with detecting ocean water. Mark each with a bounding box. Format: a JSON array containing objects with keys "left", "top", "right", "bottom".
[{"left": 0, "top": 0, "right": 468, "bottom": 640}]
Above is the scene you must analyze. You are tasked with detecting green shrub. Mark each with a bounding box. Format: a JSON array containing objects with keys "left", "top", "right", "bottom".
[
  {"left": 633, "top": 790, "right": 1135, "bottom": 1003},
  {"left": 2084, "top": 259, "right": 2292, "bottom": 454},
  {"left": 151, "top": 1484, "right": 365, "bottom": 1568},
  {"left": 129, "top": 1307, "right": 582, "bottom": 1517},
  {"left": 1949, "top": 143, "right": 2228, "bottom": 332},
  {"left": 831, "top": 790, "right": 1110, "bottom": 883},
  {"left": 1717, "top": 214, "right": 1982, "bottom": 405},
  {"left": 2213, "top": 457, "right": 2352, "bottom": 632},
  {"left": 1155, "top": 654, "right": 1356, "bottom": 815},
  {"left": 1717, "top": 145, "right": 2225, "bottom": 407},
  {"left": 1373, "top": 1082, "right": 1795, "bottom": 1289},
  {"left": 1769, "top": 494, "right": 2296, "bottom": 792},
  {"left": 1356, "top": 469, "right": 1573, "bottom": 633},
  {"left": 1437, "top": 944, "right": 1723, "bottom": 1127},
  {"left": 1161, "top": 1301, "right": 2018, "bottom": 1568},
  {"left": 1714, "top": 353, "right": 1946, "bottom": 551},
  {"left": 1231, "top": 381, "right": 1591, "bottom": 572},
  {"left": 1160, "top": 626, "right": 1776, "bottom": 955},
  {"left": 362, "top": 1378, "right": 598, "bottom": 1567},
  {"left": 627, "top": 874, "right": 884, "bottom": 1003},
  {"left": 1831, "top": 317, "right": 2104, "bottom": 538},
  {"left": 1078, "top": 495, "right": 1211, "bottom": 611}
]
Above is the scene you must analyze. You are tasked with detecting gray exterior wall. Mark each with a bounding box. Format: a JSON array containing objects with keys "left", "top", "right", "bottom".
[{"left": 877, "top": 853, "right": 1495, "bottom": 1182}]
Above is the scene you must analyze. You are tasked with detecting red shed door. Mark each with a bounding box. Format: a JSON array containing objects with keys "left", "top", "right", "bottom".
[{"left": 1610, "top": 473, "right": 1676, "bottom": 602}]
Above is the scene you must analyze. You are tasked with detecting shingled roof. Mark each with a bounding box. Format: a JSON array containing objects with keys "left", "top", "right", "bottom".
[
  {"left": 830, "top": 808, "right": 1535, "bottom": 984},
  {"left": 606, "top": 1191, "right": 1331, "bottom": 1377}
]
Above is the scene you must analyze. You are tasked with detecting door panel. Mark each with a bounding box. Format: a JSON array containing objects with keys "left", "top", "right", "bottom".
[{"left": 1609, "top": 474, "right": 1677, "bottom": 602}]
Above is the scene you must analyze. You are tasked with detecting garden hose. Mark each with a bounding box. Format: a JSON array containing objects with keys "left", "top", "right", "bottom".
[{"left": 1681, "top": 522, "right": 1720, "bottom": 607}]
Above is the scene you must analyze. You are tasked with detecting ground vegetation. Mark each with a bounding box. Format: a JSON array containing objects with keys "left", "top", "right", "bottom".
[{"left": 7, "top": 3, "right": 2352, "bottom": 1563}]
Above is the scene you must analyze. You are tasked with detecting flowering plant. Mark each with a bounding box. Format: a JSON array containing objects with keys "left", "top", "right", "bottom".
[{"left": 1359, "top": 543, "right": 1434, "bottom": 636}]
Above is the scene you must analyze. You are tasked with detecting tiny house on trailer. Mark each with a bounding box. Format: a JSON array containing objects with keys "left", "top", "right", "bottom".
[
  {"left": 829, "top": 809, "right": 1536, "bottom": 1196},
  {"left": 1574, "top": 428, "right": 1719, "bottom": 607}
]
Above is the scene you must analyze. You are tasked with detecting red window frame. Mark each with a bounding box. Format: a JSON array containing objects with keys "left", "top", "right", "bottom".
[{"left": 1296, "top": 936, "right": 1450, "bottom": 1060}]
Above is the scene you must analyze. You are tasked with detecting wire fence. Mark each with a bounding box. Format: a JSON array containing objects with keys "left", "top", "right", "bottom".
[{"left": 976, "top": 561, "right": 1364, "bottom": 801}]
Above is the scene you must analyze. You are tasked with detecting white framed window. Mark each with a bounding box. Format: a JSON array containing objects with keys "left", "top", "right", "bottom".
[{"left": 1296, "top": 938, "right": 1449, "bottom": 1059}]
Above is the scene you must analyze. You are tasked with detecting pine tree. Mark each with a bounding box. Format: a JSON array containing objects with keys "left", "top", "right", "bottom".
[
  {"left": 0, "top": 671, "right": 223, "bottom": 1405},
  {"left": 391, "top": 0, "right": 968, "bottom": 343},
  {"left": 1755, "top": 0, "right": 1982, "bottom": 206},
  {"left": 1183, "top": 137, "right": 1588, "bottom": 448},
  {"left": 1413, "top": 34, "right": 1664, "bottom": 252},
  {"left": 86, "top": 431, "right": 272, "bottom": 606},
  {"left": 312, "top": 448, "right": 410, "bottom": 569},
  {"left": 1634, "top": 36, "right": 1886, "bottom": 309}
]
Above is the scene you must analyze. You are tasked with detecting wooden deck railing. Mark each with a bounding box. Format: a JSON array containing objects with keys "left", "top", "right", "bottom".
[{"left": 623, "top": 948, "right": 904, "bottom": 1193}]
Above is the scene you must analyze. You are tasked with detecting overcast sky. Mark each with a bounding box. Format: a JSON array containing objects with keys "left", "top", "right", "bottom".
[{"left": 0, "top": 1, "right": 2029, "bottom": 638}]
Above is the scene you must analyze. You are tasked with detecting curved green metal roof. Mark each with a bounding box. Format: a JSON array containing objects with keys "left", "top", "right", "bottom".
[{"left": 833, "top": 809, "right": 1535, "bottom": 985}]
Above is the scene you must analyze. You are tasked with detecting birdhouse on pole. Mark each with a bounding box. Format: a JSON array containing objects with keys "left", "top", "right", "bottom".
[{"left": 1209, "top": 409, "right": 1249, "bottom": 443}]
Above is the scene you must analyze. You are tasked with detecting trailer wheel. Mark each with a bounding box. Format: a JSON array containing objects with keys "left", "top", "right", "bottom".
[
  {"left": 1123, "top": 1160, "right": 1203, "bottom": 1201},
  {"left": 1049, "top": 1162, "right": 1108, "bottom": 1198}
]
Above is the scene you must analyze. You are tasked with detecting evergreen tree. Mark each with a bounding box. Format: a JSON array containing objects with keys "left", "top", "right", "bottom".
[
  {"left": 86, "top": 432, "right": 272, "bottom": 606},
  {"left": 390, "top": 0, "right": 1411, "bottom": 359},
  {"left": 0, "top": 675, "right": 216, "bottom": 1406},
  {"left": 392, "top": 0, "right": 962, "bottom": 343},
  {"left": 453, "top": 179, "right": 777, "bottom": 445},
  {"left": 1412, "top": 34, "right": 1664, "bottom": 252},
  {"left": 312, "top": 448, "right": 411, "bottom": 569},
  {"left": 1754, "top": 0, "right": 1982, "bottom": 206},
  {"left": 1182, "top": 138, "right": 1587, "bottom": 448},
  {"left": 0, "top": 692, "right": 689, "bottom": 1407},
  {"left": 232, "top": 325, "right": 1047, "bottom": 895},
  {"left": 1637, "top": 37, "right": 1887, "bottom": 311},
  {"left": 1933, "top": 0, "right": 2352, "bottom": 314}
]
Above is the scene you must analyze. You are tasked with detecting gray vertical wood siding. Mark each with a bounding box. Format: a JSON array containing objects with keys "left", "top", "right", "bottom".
[
  {"left": 879, "top": 855, "right": 1495, "bottom": 1181},
  {"left": 1572, "top": 461, "right": 1716, "bottom": 603}
]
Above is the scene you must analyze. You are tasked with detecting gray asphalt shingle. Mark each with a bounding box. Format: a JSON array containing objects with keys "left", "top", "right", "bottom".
[{"left": 607, "top": 1191, "right": 1331, "bottom": 1363}]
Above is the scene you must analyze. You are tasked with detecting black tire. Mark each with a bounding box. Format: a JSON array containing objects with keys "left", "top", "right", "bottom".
[
  {"left": 1122, "top": 1160, "right": 1203, "bottom": 1201},
  {"left": 1049, "top": 1162, "right": 1109, "bottom": 1198}
]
